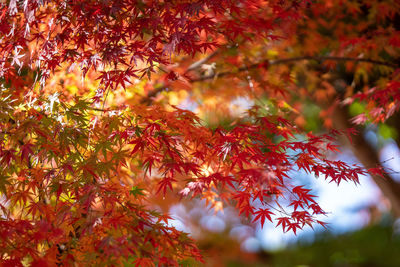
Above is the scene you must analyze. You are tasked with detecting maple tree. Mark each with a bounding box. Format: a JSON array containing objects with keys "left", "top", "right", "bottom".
[{"left": 1, "top": 0, "right": 400, "bottom": 266}]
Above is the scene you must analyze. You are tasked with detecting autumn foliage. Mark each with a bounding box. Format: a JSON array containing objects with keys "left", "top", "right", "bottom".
[{"left": 1, "top": 0, "right": 399, "bottom": 266}]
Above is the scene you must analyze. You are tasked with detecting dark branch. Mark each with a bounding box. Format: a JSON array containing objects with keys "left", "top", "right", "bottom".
[{"left": 191, "top": 56, "right": 398, "bottom": 82}]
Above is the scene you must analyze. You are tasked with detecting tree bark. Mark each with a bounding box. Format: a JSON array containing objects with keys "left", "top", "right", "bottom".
[
  {"left": 387, "top": 112, "right": 400, "bottom": 150},
  {"left": 331, "top": 104, "right": 400, "bottom": 217}
]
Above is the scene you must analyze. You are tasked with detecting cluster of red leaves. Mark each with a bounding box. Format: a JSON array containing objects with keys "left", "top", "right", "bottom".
[
  {"left": 0, "top": 0, "right": 394, "bottom": 266},
  {"left": 118, "top": 107, "right": 366, "bottom": 234},
  {"left": 0, "top": 87, "right": 369, "bottom": 265},
  {"left": 0, "top": 0, "right": 306, "bottom": 97},
  {"left": 348, "top": 79, "right": 400, "bottom": 124},
  {"left": 0, "top": 95, "right": 205, "bottom": 266}
]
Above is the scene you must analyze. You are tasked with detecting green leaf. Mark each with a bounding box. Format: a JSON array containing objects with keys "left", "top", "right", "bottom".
[
  {"left": 129, "top": 186, "right": 145, "bottom": 197},
  {"left": 349, "top": 102, "right": 365, "bottom": 116}
]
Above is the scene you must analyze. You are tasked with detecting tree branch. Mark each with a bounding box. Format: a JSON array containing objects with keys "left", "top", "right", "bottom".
[
  {"left": 186, "top": 51, "right": 219, "bottom": 72},
  {"left": 191, "top": 56, "right": 398, "bottom": 82},
  {"left": 140, "top": 55, "right": 398, "bottom": 104}
]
